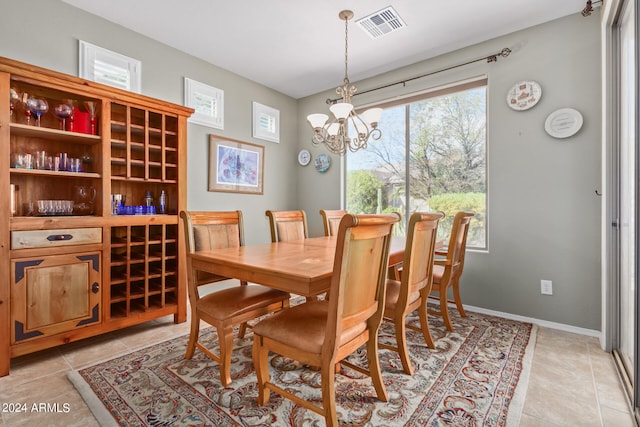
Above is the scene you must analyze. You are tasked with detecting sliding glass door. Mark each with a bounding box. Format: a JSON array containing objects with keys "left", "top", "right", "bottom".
[{"left": 612, "top": 0, "right": 638, "bottom": 417}]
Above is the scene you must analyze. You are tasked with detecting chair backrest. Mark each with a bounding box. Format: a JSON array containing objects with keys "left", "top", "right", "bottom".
[
  {"left": 180, "top": 210, "right": 244, "bottom": 286},
  {"left": 400, "top": 211, "right": 445, "bottom": 305},
  {"left": 319, "top": 209, "right": 348, "bottom": 236},
  {"left": 324, "top": 213, "right": 399, "bottom": 357},
  {"left": 265, "top": 209, "right": 308, "bottom": 242},
  {"left": 446, "top": 211, "right": 475, "bottom": 271}
]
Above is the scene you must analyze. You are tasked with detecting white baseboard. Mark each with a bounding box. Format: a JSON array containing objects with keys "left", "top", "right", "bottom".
[{"left": 463, "top": 304, "right": 601, "bottom": 338}]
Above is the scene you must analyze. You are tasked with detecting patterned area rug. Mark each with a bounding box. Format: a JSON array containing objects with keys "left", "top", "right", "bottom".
[{"left": 68, "top": 304, "right": 535, "bottom": 426}]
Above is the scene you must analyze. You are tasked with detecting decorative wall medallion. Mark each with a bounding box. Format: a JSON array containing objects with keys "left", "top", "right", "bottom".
[
  {"left": 314, "top": 153, "right": 331, "bottom": 173},
  {"left": 297, "top": 149, "right": 311, "bottom": 166},
  {"left": 507, "top": 80, "right": 542, "bottom": 111},
  {"left": 544, "top": 108, "right": 583, "bottom": 138}
]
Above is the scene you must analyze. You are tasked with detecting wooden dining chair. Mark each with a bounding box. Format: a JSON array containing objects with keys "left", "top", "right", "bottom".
[
  {"left": 429, "top": 211, "right": 475, "bottom": 331},
  {"left": 319, "top": 209, "right": 348, "bottom": 236},
  {"left": 180, "top": 210, "right": 290, "bottom": 386},
  {"left": 380, "top": 211, "right": 444, "bottom": 375},
  {"left": 265, "top": 209, "right": 308, "bottom": 242},
  {"left": 252, "top": 213, "right": 400, "bottom": 427}
]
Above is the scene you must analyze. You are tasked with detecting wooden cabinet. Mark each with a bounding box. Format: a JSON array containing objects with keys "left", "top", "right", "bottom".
[
  {"left": 0, "top": 56, "right": 193, "bottom": 376},
  {"left": 11, "top": 250, "right": 102, "bottom": 344}
]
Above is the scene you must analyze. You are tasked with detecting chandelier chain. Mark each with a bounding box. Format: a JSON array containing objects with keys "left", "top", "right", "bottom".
[{"left": 344, "top": 15, "right": 349, "bottom": 81}]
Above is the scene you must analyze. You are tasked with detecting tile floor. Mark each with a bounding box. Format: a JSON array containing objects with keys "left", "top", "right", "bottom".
[{"left": 0, "top": 316, "right": 636, "bottom": 426}]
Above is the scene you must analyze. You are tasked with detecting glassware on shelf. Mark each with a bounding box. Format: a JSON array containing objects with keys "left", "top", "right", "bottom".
[
  {"left": 9, "top": 88, "right": 20, "bottom": 122},
  {"left": 26, "top": 96, "right": 48, "bottom": 127},
  {"left": 83, "top": 101, "right": 98, "bottom": 135},
  {"left": 54, "top": 101, "right": 73, "bottom": 130}
]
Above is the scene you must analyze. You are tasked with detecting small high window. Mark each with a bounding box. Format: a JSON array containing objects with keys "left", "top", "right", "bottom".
[{"left": 79, "top": 40, "right": 141, "bottom": 93}]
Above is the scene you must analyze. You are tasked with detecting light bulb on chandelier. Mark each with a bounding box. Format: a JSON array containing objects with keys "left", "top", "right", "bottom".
[{"left": 306, "top": 10, "right": 383, "bottom": 155}]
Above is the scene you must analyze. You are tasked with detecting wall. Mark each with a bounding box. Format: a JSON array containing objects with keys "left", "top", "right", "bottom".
[
  {"left": 297, "top": 12, "right": 602, "bottom": 330},
  {"left": 1, "top": 0, "right": 300, "bottom": 245}
]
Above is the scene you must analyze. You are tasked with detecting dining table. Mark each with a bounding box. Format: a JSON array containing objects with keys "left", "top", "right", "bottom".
[{"left": 187, "top": 235, "right": 409, "bottom": 297}]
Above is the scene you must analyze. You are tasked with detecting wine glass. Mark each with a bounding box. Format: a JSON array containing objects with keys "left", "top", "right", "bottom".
[
  {"left": 26, "top": 97, "right": 48, "bottom": 127},
  {"left": 9, "top": 88, "right": 20, "bottom": 122},
  {"left": 54, "top": 102, "right": 73, "bottom": 130},
  {"left": 84, "top": 101, "right": 98, "bottom": 135}
]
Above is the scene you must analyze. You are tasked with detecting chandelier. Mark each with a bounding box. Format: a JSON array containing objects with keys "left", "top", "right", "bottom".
[{"left": 307, "top": 10, "right": 382, "bottom": 155}]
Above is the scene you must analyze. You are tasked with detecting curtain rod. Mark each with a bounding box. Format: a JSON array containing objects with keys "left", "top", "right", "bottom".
[{"left": 326, "top": 47, "right": 512, "bottom": 105}]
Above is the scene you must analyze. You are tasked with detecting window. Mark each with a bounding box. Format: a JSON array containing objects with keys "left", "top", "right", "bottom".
[
  {"left": 346, "top": 78, "right": 487, "bottom": 248},
  {"left": 79, "top": 41, "right": 141, "bottom": 93}
]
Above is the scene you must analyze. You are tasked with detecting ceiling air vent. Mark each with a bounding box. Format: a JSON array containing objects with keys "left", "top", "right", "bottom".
[{"left": 356, "top": 6, "right": 406, "bottom": 39}]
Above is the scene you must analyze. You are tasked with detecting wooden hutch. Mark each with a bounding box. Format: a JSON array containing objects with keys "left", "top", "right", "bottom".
[{"left": 0, "top": 56, "right": 193, "bottom": 376}]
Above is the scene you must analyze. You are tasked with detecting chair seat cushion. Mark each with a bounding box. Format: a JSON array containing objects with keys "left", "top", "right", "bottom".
[
  {"left": 197, "top": 285, "right": 289, "bottom": 322},
  {"left": 385, "top": 279, "right": 402, "bottom": 312},
  {"left": 385, "top": 279, "right": 421, "bottom": 313},
  {"left": 432, "top": 264, "right": 445, "bottom": 285},
  {"left": 252, "top": 301, "right": 366, "bottom": 353}
]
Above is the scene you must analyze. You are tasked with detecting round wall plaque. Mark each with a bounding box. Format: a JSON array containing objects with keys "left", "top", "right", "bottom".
[{"left": 506, "top": 80, "right": 542, "bottom": 111}]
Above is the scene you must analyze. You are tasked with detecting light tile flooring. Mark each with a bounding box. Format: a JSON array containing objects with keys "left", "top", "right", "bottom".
[{"left": 0, "top": 316, "right": 636, "bottom": 426}]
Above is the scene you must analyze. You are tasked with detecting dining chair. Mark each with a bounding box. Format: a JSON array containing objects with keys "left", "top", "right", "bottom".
[
  {"left": 252, "top": 213, "right": 400, "bottom": 427},
  {"left": 429, "top": 211, "right": 475, "bottom": 331},
  {"left": 265, "top": 209, "right": 308, "bottom": 242},
  {"left": 319, "top": 209, "right": 348, "bottom": 236},
  {"left": 179, "top": 210, "right": 290, "bottom": 386},
  {"left": 380, "top": 211, "right": 444, "bottom": 375}
]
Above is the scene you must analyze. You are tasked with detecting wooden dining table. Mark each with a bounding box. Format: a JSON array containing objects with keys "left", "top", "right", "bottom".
[{"left": 188, "top": 236, "right": 408, "bottom": 297}]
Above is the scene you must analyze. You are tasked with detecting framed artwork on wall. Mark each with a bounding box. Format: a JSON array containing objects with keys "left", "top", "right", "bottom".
[
  {"left": 184, "top": 78, "right": 224, "bottom": 129},
  {"left": 208, "top": 134, "right": 264, "bottom": 194},
  {"left": 252, "top": 101, "right": 280, "bottom": 143}
]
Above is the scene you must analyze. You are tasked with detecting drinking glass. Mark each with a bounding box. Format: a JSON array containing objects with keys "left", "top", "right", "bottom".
[
  {"left": 9, "top": 88, "right": 20, "bottom": 122},
  {"left": 26, "top": 97, "right": 49, "bottom": 127},
  {"left": 54, "top": 102, "right": 73, "bottom": 130},
  {"left": 84, "top": 101, "right": 98, "bottom": 135}
]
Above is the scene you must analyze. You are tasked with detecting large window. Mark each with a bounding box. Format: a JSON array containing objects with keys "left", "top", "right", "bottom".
[{"left": 346, "top": 79, "right": 487, "bottom": 248}]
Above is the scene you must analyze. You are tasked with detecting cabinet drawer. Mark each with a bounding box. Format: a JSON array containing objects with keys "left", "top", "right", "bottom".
[{"left": 11, "top": 228, "right": 102, "bottom": 249}]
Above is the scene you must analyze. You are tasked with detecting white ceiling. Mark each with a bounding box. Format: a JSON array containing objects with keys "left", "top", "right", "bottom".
[{"left": 61, "top": 0, "right": 590, "bottom": 99}]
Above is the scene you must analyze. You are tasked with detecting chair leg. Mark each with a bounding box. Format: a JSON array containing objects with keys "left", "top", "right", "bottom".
[
  {"left": 394, "top": 315, "right": 413, "bottom": 375},
  {"left": 253, "top": 336, "right": 271, "bottom": 405},
  {"left": 417, "top": 298, "right": 435, "bottom": 349},
  {"left": 238, "top": 322, "right": 248, "bottom": 339},
  {"left": 440, "top": 291, "right": 453, "bottom": 331},
  {"left": 184, "top": 313, "right": 200, "bottom": 359},
  {"left": 217, "top": 325, "right": 235, "bottom": 386},
  {"left": 366, "top": 334, "right": 388, "bottom": 403},
  {"left": 321, "top": 361, "right": 338, "bottom": 427},
  {"left": 452, "top": 276, "right": 467, "bottom": 317}
]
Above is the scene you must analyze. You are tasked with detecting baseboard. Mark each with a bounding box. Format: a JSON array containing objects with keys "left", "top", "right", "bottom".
[{"left": 463, "top": 304, "right": 601, "bottom": 338}]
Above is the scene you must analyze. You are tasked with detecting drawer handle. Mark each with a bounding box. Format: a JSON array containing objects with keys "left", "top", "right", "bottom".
[{"left": 46, "top": 234, "right": 73, "bottom": 241}]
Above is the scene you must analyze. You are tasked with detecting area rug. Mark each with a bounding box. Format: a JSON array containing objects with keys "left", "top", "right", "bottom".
[{"left": 68, "top": 304, "right": 535, "bottom": 426}]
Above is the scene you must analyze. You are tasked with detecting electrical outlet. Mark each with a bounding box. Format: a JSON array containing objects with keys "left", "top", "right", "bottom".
[{"left": 541, "top": 280, "right": 553, "bottom": 295}]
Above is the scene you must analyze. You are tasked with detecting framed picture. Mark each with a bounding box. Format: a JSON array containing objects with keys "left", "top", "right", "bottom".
[
  {"left": 209, "top": 135, "right": 264, "bottom": 194},
  {"left": 252, "top": 101, "right": 280, "bottom": 143},
  {"left": 184, "top": 78, "right": 224, "bottom": 129}
]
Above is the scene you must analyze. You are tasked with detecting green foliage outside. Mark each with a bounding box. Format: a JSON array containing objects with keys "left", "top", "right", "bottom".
[{"left": 429, "top": 193, "right": 485, "bottom": 247}]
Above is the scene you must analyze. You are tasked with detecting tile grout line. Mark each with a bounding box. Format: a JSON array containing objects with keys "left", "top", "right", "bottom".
[{"left": 587, "top": 341, "right": 606, "bottom": 427}]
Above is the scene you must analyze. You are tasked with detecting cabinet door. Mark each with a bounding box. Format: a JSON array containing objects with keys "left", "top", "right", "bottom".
[{"left": 11, "top": 252, "right": 101, "bottom": 343}]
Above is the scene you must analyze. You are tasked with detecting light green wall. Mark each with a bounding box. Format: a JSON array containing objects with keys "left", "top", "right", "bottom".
[
  {"left": 1, "top": 0, "right": 300, "bottom": 245},
  {"left": 2, "top": 2, "right": 602, "bottom": 330},
  {"left": 298, "top": 12, "right": 602, "bottom": 330}
]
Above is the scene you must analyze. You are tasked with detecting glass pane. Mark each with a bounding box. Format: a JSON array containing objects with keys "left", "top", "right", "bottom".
[
  {"left": 346, "top": 106, "right": 407, "bottom": 235},
  {"left": 409, "top": 88, "right": 487, "bottom": 248}
]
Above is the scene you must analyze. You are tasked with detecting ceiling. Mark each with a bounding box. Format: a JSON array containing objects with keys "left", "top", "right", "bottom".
[{"left": 61, "top": 0, "right": 590, "bottom": 99}]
